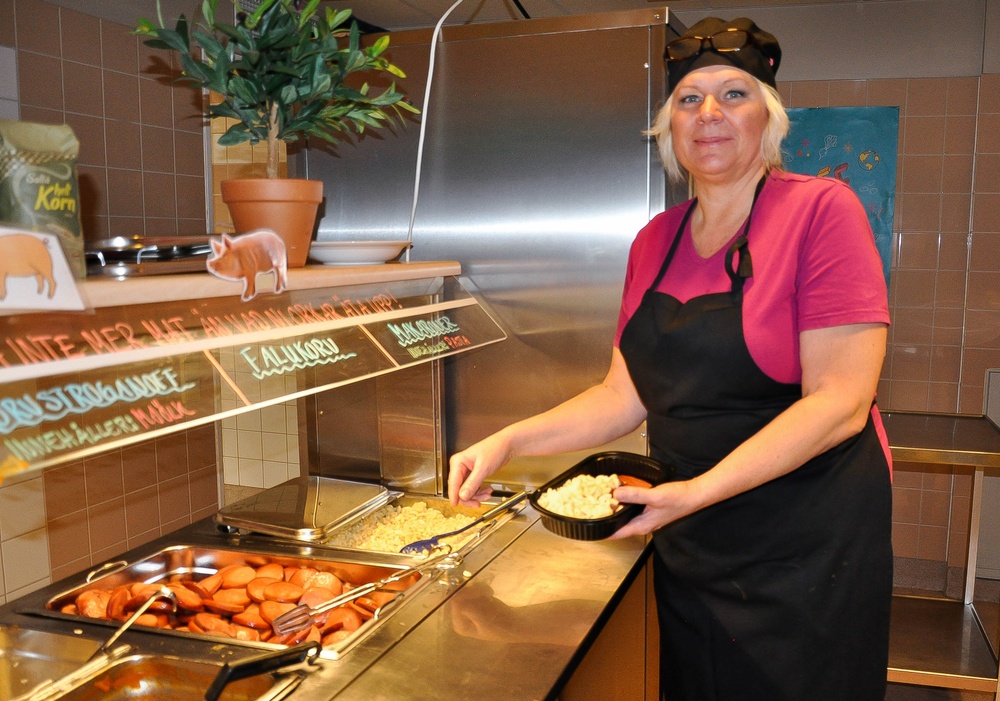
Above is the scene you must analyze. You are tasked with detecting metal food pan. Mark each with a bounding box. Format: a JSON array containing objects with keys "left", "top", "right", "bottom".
[
  {"left": 39, "top": 545, "right": 432, "bottom": 659},
  {"left": 0, "top": 624, "right": 101, "bottom": 699},
  {"left": 318, "top": 494, "right": 523, "bottom": 557},
  {"left": 41, "top": 653, "right": 304, "bottom": 701}
]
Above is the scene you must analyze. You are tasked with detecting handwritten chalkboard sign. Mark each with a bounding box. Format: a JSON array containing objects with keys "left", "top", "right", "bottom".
[
  {"left": 1, "top": 352, "right": 216, "bottom": 476},
  {"left": 0, "top": 276, "right": 506, "bottom": 479}
]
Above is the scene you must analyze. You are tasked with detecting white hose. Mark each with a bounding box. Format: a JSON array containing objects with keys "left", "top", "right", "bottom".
[{"left": 404, "top": 0, "right": 468, "bottom": 260}]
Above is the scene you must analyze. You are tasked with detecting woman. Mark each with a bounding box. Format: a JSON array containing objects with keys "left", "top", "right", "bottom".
[{"left": 449, "top": 17, "right": 892, "bottom": 701}]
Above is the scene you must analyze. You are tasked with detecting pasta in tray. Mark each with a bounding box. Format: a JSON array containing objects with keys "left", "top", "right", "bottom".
[
  {"left": 536, "top": 474, "right": 622, "bottom": 519},
  {"left": 326, "top": 501, "right": 476, "bottom": 552}
]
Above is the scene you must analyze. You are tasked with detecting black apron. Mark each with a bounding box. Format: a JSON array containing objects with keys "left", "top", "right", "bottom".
[{"left": 619, "top": 180, "right": 893, "bottom": 701}]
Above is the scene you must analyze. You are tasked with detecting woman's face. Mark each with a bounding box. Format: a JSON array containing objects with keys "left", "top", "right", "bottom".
[{"left": 670, "top": 65, "right": 769, "bottom": 184}]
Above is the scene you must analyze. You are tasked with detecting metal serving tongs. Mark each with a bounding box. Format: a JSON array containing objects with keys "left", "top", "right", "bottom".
[
  {"left": 398, "top": 490, "right": 530, "bottom": 555},
  {"left": 204, "top": 641, "right": 322, "bottom": 701},
  {"left": 15, "top": 586, "right": 177, "bottom": 701},
  {"left": 270, "top": 551, "right": 463, "bottom": 636}
]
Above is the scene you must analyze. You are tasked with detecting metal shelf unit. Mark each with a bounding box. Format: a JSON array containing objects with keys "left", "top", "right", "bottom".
[{"left": 884, "top": 411, "right": 1000, "bottom": 696}]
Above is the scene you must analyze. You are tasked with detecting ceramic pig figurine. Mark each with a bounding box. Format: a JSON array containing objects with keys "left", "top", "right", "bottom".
[
  {"left": 206, "top": 230, "right": 288, "bottom": 301},
  {"left": 0, "top": 233, "right": 57, "bottom": 300}
]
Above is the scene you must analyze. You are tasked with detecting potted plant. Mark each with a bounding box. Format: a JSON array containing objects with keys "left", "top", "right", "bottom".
[{"left": 136, "top": 0, "right": 419, "bottom": 267}]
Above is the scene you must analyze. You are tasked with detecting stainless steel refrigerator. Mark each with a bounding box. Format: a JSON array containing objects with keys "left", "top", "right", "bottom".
[{"left": 298, "top": 8, "right": 686, "bottom": 492}]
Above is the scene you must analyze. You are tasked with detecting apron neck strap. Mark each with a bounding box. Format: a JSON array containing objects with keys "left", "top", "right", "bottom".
[
  {"left": 652, "top": 173, "right": 769, "bottom": 293},
  {"left": 724, "top": 174, "right": 768, "bottom": 290}
]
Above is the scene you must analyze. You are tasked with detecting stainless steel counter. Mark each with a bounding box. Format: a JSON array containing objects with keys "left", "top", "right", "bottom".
[
  {"left": 882, "top": 411, "right": 1000, "bottom": 698},
  {"left": 0, "top": 505, "right": 651, "bottom": 700}
]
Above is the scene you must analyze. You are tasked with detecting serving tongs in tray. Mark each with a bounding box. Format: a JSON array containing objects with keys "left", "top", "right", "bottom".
[{"left": 270, "top": 552, "right": 462, "bottom": 636}]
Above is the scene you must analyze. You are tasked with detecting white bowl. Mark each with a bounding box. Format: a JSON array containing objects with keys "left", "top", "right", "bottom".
[{"left": 309, "top": 240, "right": 410, "bottom": 265}]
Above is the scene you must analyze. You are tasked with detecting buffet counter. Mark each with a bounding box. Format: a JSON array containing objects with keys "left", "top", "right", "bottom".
[{"left": 0, "top": 505, "right": 652, "bottom": 701}]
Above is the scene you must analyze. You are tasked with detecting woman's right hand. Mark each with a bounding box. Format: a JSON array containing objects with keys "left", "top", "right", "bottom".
[{"left": 448, "top": 431, "right": 514, "bottom": 507}]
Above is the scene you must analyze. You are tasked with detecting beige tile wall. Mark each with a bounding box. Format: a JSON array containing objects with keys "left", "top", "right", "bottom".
[
  {"left": 0, "top": 0, "right": 216, "bottom": 604},
  {"left": 781, "top": 74, "right": 1000, "bottom": 577},
  {"left": 209, "top": 101, "right": 302, "bottom": 494},
  {"left": 8, "top": 0, "right": 207, "bottom": 241}
]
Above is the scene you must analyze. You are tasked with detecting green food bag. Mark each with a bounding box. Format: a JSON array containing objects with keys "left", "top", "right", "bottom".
[{"left": 0, "top": 120, "right": 85, "bottom": 279}]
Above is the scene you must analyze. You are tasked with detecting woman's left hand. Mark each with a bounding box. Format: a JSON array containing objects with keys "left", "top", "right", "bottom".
[{"left": 605, "top": 482, "right": 700, "bottom": 539}]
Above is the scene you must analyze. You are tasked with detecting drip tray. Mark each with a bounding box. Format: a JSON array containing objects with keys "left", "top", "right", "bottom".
[{"left": 215, "top": 476, "right": 397, "bottom": 542}]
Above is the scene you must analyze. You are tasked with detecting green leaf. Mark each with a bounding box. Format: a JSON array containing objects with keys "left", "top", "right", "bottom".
[
  {"left": 132, "top": 0, "right": 418, "bottom": 153},
  {"left": 298, "top": 0, "right": 322, "bottom": 30},
  {"left": 218, "top": 126, "right": 256, "bottom": 147},
  {"left": 368, "top": 35, "right": 390, "bottom": 57},
  {"left": 327, "top": 8, "right": 352, "bottom": 30},
  {"left": 191, "top": 28, "right": 224, "bottom": 59},
  {"left": 201, "top": 0, "right": 215, "bottom": 27},
  {"left": 384, "top": 62, "right": 407, "bottom": 79},
  {"left": 246, "top": 0, "right": 279, "bottom": 30}
]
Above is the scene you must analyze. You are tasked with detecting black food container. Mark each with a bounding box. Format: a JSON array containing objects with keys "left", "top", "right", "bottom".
[{"left": 529, "top": 451, "right": 672, "bottom": 541}]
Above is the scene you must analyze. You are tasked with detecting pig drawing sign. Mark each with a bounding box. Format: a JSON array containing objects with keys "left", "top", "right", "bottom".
[
  {"left": 0, "top": 226, "right": 84, "bottom": 311},
  {"left": 206, "top": 229, "right": 289, "bottom": 302}
]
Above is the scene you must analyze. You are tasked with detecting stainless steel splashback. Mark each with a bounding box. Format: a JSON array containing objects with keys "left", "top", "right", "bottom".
[{"left": 299, "top": 9, "right": 684, "bottom": 491}]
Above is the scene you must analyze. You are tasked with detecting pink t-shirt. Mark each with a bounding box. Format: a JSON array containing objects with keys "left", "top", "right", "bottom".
[{"left": 615, "top": 170, "right": 889, "bottom": 385}]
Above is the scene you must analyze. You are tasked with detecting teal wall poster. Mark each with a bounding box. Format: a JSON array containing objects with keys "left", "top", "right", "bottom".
[{"left": 781, "top": 106, "right": 899, "bottom": 289}]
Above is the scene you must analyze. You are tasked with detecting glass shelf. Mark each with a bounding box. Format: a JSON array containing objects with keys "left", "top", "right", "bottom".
[{"left": 0, "top": 274, "right": 505, "bottom": 480}]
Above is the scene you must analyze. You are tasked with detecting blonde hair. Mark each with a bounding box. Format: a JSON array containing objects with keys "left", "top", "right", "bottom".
[{"left": 648, "top": 78, "right": 789, "bottom": 184}]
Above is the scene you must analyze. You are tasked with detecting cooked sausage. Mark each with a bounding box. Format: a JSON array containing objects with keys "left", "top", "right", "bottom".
[
  {"left": 320, "top": 606, "right": 362, "bottom": 634},
  {"left": 247, "top": 577, "right": 281, "bottom": 603},
  {"left": 76, "top": 589, "right": 111, "bottom": 619},
  {"left": 218, "top": 565, "right": 257, "bottom": 589},
  {"left": 213, "top": 588, "right": 251, "bottom": 609},
  {"left": 232, "top": 625, "right": 261, "bottom": 641},
  {"left": 56, "top": 556, "right": 380, "bottom": 652},
  {"left": 203, "top": 598, "right": 245, "bottom": 615},
  {"left": 191, "top": 612, "right": 232, "bottom": 636},
  {"left": 232, "top": 604, "right": 270, "bottom": 629},
  {"left": 304, "top": 571, "right": 342, "bottom": 595},
  {"left": 181, "top": 580, "right": 211, "bottom": 600},
  {"left": 198, "top": 573, "right": 223, "bottom": 596},
  {"left": 348, "top": 602, "right": 374, "bottom": 621},
  {"left": 167, "top": 584, "right": 205, "bottom": 612},
  {"left": 263, "top": 581, "right": 303, "bottom": 603},
  {"left": 322, "top": 629, "right": 353, "bottom": 646},
  {"left": 134, "top": 613, "right": 164, "bottom": 628},
  {"left": 288, "top": 567, "right": 317, "bottom": 588},
  {"left": 259, "top": 600, "right": 296, "bottom": 624},
  {"left": 298, "top": 587, "right": 337, "bottom": 610},
  {"left": 255, "top": 563, "right": 285, "bottom": 580},
  {"left": 107, "top": 586, "right": 131, "bottom": 621},
  {"left": 353, "top": 597, "right": 381, "bottom": 615}
]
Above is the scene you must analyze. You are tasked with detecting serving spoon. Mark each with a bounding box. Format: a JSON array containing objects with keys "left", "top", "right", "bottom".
[{"left": 399, "top": 490, "right": 529, "bottom": 555}]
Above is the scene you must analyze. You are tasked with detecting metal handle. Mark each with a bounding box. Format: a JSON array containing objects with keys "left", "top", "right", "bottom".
[
  {"left": 204, "top": 642, "right": 320, "bottom": 701},
  {"left": 85, "top": 560, "right": 128, "bottom": 583},
  {"left": 314, "top": 552, "right": 461, "bottom": 618},
  {"left": 447, "top": 490, "right": 529, "bottom": 539}
]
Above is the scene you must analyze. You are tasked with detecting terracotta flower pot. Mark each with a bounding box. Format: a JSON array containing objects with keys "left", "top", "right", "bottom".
[{"left": 220, "top": 178, "right": 323, "bottom": 268}]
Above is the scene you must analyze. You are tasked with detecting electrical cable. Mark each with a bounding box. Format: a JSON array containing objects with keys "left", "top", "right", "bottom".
[
  {"left": 404, "top": 0, "right": 469, "bottom": 260},
  {"left": 511, "top": 0, "right": 531, "bottom": 19}
]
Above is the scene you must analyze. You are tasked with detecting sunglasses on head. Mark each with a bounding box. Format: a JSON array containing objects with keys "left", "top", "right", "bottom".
[{"left": 666, "top": 28, "right": 758, "bottom": 62}]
